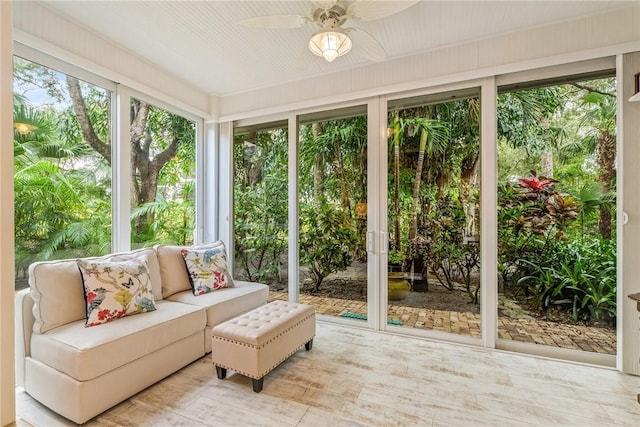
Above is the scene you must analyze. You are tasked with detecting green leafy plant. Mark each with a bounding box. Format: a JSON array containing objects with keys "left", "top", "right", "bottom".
[
  {"left": 422, "top": 197, "right": 467, "bottom": 291},
  {"left": 388, "top": 249, "right": 404, "bottom": 266},
  {"left": 299, "top": 199, "right": 359, "bottom": 291}
]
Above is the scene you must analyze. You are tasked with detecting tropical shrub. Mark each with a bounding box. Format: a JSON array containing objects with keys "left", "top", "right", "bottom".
[
  {"left": 299, "top": 199, "right": 359, "bottom": 291},
  {"left": 423, "top": 197, "right": 466, "bottom": 291},
  {"left": 498, "top": 172, "right": 580, "bottom": 288},
  {"left": 499, "top": 173, "right": 616, "bottom": 325},
  {"left": 516, "top": 238, "right": 616, "bottom": 325}
]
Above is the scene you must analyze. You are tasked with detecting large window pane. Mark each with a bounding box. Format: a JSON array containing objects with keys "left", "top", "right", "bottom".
[
  {"left": 233, "top": 123, "right": 288, "bottom": 299},
  {"left": 297, "top": 108, "right": 368, "bottom": 320},
  {"left": 497, "top": 75, "right": 617, "bottom": 355},
  {"left": 13, "top": 56, "right": 112, "bottom": 289},
  {"left": 387, "top": 89, "right": 481, "bottom": 336},
  {"left": 129, "top": 98, "right": 196, "bottom": 247}
]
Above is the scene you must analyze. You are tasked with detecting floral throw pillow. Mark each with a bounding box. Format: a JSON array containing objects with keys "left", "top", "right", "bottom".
[
  {"left": 181, "top": 245, "right": 234, "bottom": 296},
  {"left": 77, "top": 258, "right": 157, "bottom": 327}
]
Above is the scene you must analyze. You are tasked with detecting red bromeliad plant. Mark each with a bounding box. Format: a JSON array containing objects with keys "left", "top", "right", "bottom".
[{"left": 518, "top": 172, "right": 557, "bottom": 202}]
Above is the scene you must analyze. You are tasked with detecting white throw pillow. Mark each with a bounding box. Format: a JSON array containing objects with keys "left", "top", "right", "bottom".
[
  {"left": 155, "top": 241, "right": 229, "bottom": 298},
  {"left": 77, "top": 258, "right": 157, "bottom": 327},
  {"left": 181, "top": 245, "right": 234, "bottom": 296}
]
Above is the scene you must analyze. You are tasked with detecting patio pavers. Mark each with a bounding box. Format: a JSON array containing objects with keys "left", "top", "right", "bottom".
[{"left": 269, "top": 291, "right": 616, "bottom": 355}]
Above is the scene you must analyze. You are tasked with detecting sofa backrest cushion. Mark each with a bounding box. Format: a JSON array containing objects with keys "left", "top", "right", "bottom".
[
  {"left": 29, "top": 259, "right": 86, "bottom": 334},
  {"left": 29, "top": 248, "right": 162, "bottom": 334},
  {"left": 155, "top": 241, "right": 227, "bottom": 298}
]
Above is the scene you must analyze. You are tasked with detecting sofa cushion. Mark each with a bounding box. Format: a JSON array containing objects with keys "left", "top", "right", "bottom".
[
  {"left": 107, "top": 248, "right": 163, "bottom": 301},
  {"left": 29, "top": 260, "right": 86, "bottom": 334},
  {"left": 77, "top": 258, "right": 157, "bottom": 327},
  {"left": 181, "top": 245, "right": 234, "bottom": 295},
  {"left": 166, "top": 280, "right": 268, "bottom": 327},
  {"left": 155, "top": 241, "right": 226, "bottom": 298},
  {"left": 29, "top": 248, "right": 163, "bottom": 334},
  {"left": 29, "top": 300, "right": 206, "bottom": 381}
]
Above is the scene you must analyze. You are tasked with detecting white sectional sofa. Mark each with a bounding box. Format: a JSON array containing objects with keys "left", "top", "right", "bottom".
[{"left": 15, "top": 244, "right": 268, "bottom": 424}]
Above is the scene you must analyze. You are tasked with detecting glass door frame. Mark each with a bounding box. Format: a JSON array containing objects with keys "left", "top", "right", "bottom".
[
  {"left": 287, "top": 99, "right": 381, "bottom": 328},
  {"left": 494, "top": 59, "right": 618, "bottom": 367},
  {"left": 378, "top": 79, "right": 494, "bottom": 348}
]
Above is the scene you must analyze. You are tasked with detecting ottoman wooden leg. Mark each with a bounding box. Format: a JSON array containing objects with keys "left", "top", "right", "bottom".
[
  {"left": 305, "top": 338, "right": 313, "bottom": 351},
  {"left": 215, "top": 366, "right": 227, "bottom": 380},
  {"left": 252, "top": 377, "right": 264, "bottom": 393}
]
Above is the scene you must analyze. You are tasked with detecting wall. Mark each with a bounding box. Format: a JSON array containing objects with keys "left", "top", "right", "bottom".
[
  {"left": 0, "top": 3, "right": 15, "bottom": 426},
  {"left": 218, "top": 4, "right": 640, "bottom": 120}
]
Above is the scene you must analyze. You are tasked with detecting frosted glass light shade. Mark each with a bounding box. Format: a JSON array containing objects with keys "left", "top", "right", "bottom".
[{"left": 308, "top": 28, "right": 352, "bottom": 62}]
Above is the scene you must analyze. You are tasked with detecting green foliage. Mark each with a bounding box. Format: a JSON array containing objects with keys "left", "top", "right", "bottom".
[
  {"left": 388, "top": 249, "right": 403, "bottom": 266},
  {"left": 299, "top": 199, "right": 359, "bottom": 291},
  {"left": 13, "top": 57, "right": 196, "bottom": 282},
  {"left": 423, "top": 197, "right": 467, "bottom": 290},
  {"left": 498, "top": 172, "right": 616, "bottom": 325},
  {"left": 515, "top": 238, "right": 616, "bottom": 325},
  {"left": 406, "top": 235, "right": 430, "bottom": 261},
  {"left": 233, "top": 128, "right": 289, "bottom": 284}
]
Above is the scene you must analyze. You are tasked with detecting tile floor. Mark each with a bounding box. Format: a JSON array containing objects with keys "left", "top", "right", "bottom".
[{"left": 15, "top": 323, "right": 640, "bottom": 427}]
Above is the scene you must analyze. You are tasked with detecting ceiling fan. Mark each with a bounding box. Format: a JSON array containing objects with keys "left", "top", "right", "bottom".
[{"left": 238, "top": 1, "right": 420, "bottom": 63}]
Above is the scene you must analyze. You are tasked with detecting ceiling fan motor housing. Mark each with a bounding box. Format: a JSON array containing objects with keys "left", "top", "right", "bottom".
[{"left": 312, "top": 2, "right": 348, "bottom": 27}]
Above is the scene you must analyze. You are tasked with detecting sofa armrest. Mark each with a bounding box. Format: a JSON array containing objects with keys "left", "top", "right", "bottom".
[{"left": 15, "top": 288, "right": 34, "bottom": 387}]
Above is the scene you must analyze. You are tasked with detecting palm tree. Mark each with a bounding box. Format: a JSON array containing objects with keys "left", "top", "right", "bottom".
[
  {"left": 399, "top": 116, "right": 449, "bottom": 239},
  {"left": 575, "top": 85, "right": 616, "bottom": 240},
  {"left": 391, "top": 110, "right": 402, "bottom": 250}
]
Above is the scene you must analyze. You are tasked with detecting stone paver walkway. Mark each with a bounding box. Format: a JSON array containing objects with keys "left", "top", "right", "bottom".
[{"left": 269, "top": 292, "right": 616, "bottom": 355}]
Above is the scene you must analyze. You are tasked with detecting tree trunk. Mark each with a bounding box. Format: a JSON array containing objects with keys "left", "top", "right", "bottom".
[
  {"left": 408, "top": 128, "right": 427, "bottom": 240},
  {"left": 393, "top": 113, "right": 401, "bottom": 250},
  {"left": 66, "top": 81, "right": 182, "bottom": 239},
  {"left": 597, "top": 132, "right": 616, "bottom": 240},
  {"left": 66, "top": 77, "right": 111, "bottom": 162},
  {"left": 312, "top": 122, "right": 324, "bottom": 205},
  {"left": 541, "top": 149, "right": 554, "bottom": 178},
  {"left": 460, "top": 153, "right": 480, "bottom": 238},
  {"left": 334, "top": 142, "right": 351, "bottom": 212}
]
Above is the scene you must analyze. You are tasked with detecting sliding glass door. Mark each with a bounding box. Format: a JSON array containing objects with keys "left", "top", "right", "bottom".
[
  {"left": 496, "top": 73, "right": 617, "bottom": 358},
  {"left": 297, "top": 106, "right": 369, "bottom": 321},
  {"left": 385, "top": 88, "right": 482, "bottom": 337},
  {"left": 233, "top": 121, "right": 289, "bottom": 301}
]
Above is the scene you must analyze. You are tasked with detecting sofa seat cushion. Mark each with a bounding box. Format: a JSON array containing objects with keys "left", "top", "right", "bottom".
[
  {"left": 30, "top": 300, "right": 206, "bottom": 381},
  {"left": 166, "top": 280, "right": 268, "bottom": 327}
]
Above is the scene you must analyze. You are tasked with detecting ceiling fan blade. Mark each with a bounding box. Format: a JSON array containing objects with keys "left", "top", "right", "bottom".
[
  {"left": 347, "top": 0, "right": 420, "bottom": 21},
  {"left": 237, "top": 15, "right": 311, "bottom": 29},
  {"left": 348, "top": 28, "right": 386, "bottom": 62},
  {"left": 312, "top": 1, "right": 338, "bottom": 10}
]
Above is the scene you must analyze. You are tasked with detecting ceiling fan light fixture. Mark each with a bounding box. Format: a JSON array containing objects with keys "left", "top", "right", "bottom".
[{"left": 308, "top": 27, "right": 352, "bottom": 62}]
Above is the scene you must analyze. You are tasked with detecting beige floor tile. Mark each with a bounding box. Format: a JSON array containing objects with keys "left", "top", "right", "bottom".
[
  {"left": 296, "top": 407, "right": 372, "bottom": 427},
  {"left": 16, "top": 323, "right": 640, "bottom": 427}
]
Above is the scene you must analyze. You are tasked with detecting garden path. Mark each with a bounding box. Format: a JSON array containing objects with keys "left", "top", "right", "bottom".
[{"left": 269, "top": 292, "right": 616, "bottom": 355}]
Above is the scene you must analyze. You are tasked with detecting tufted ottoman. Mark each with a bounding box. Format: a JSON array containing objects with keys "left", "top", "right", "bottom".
[{"left": 210, "top": 300, "right": 315, "bottom": 392}]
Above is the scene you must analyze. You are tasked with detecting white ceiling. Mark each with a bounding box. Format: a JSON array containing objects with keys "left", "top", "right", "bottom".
[{"left": 35, "top": 0, "right": 631, "bottom": 97}]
